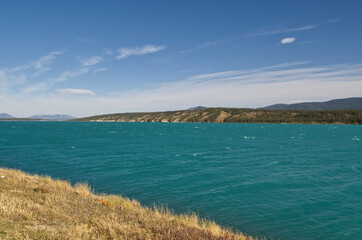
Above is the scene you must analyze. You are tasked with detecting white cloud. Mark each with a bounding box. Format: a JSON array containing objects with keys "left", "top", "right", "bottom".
[
  {"left": 79, "top": 55, "right": 103, "bottom": 66},
  {"left": 0, "top": 51, "right": 65, "bottom": 96},
  {"left": 10, "top": 51, "right": 63, "bottom": 75},
  {"left": 32, "top": 51, "right": 63, "bottom": 69},
  {"left": 50, "top": 68, "right": 89, "bottom": 84},
  {"left": 94, "top": 67, "right": 107, "bottom": 73},
  {"left": 116, "top": 44, "right": 165, "bottom": 59},
  {"left": 57, "top": 88, "right": 96, "bottom": 95},
  {"left": 281, "top": 37, "right": 296, "bottom": 44},
  {"left": 2, "top": 62, "right": 362, "bottom": 117},
  {"left": 23, "top": 68, "right": 90, "bottom": 93},
  {"left": 325, "top": 18, "right": 340, "bottom": 23}
]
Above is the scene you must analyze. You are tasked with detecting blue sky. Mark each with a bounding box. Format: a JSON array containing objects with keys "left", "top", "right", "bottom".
[{"left": 1, "top": 1, "right": 362, "bottom": 117}]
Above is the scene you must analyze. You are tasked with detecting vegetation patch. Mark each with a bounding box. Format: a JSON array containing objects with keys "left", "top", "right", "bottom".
[{"left": 0, "top": 167, "right": 253, "bottom": 240}]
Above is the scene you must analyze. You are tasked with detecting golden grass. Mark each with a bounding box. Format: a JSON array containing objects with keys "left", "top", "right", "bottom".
[{"left": 0, "top": 168, "right": 254, "bottom": 240}]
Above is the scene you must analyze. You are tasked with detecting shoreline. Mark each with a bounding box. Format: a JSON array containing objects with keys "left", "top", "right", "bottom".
[
  {"left": 0, "top": 167, "right": 253, "bottom": 240},
  {"left": 77, "top": 119, "right": 360, "bottom": 125},
  {"left": 1, "top": 118, "right": 360, "bottom": 125},
  {"left": 74, "top": 108, "right": 362, "bottom": 125}
]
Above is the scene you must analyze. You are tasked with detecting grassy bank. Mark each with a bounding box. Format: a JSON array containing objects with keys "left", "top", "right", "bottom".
[
  {"left": 0, "top": 168, "right": 253, "bottom": 239},
  {"left": 75, "top": 108, "right": 362, "bottom": 124}
]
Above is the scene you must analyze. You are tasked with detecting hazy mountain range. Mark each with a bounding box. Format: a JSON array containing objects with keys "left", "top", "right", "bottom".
[
  {"left": 262, "top": 97, "right": 362, "bottom": 110},
  {"left": 189, "top": 97, "right": 362, "bottom": 111},
  {"left": 29, "top": 114, "right": 75, "bottom": 120},
  {"left": 0, "top": 114, "right": 75, "bottom": 120},
  {"left": 0, "top": 113, "right": 14, "bottom": 118}
]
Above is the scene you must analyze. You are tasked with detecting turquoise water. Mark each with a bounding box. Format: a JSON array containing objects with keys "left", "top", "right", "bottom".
[{"left": 0, "top": 122, "right": 361, "bottom": 239}]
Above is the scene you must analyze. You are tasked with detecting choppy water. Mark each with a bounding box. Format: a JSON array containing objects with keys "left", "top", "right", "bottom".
[{"left": 0, "top": 121, "right": 361, "bottom": 239}]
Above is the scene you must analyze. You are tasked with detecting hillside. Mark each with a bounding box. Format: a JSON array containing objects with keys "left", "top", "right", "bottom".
[
  {"left": 0, "top": 168, "right": 251, "bottom": 240},
  {"left": 76, "top": 108, "right": 362, "bottom": 124},
  {"left": 0, "top": 113, "right": 14, "bottom": 119},
  {"left": 262, "top": 97, "right": 362, "bottom": 110}
]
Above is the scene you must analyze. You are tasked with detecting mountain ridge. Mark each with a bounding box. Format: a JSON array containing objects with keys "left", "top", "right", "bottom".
[
  {"left": 0, "top": 113, "right": 15, "bottom": 119},
  {"left": 261, "top": 97, "right": 362, "bottom": 110},
  {"left": 29, "top": 114, "right": 75, "bottom": 120}
]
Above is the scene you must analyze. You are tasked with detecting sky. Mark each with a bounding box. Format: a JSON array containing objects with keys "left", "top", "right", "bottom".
[{"left": 1, "top": 0, "right": 362, "bottom": 117}]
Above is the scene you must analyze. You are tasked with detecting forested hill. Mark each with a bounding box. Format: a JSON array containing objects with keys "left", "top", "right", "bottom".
[
  {"left": 75, "top": 108, "right": 362, "bottom": 124},
  {"left": 262, "top": 97, "right": 362, "bottom": 110}
]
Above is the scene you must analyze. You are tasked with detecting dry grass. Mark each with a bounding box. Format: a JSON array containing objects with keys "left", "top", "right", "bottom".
[{"left": 0, "top": 168, "right": 253, "bottom": 240}]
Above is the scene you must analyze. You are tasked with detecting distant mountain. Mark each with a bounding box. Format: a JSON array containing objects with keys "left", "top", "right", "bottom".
[
  {"left": 0, "top": 113, "right": 15, "bottom": 118},
  {"left": 29, "top": 114, "right": 75, "bottom": 120},
  {"left": 187, "top": 106, "right": 207, "bottom": 111},
  {"left": 262, "top": 97, "right": 362, "bottom": 110}
]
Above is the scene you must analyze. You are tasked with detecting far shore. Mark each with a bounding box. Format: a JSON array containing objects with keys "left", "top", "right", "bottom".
[
  {"left": 0, "top": 118, "right": 360, "bottom": 125},
  {"left": 1, "top": 108, "right": 361, "bottom": 125}
]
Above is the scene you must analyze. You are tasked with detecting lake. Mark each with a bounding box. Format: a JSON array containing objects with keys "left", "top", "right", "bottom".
[{"left": 0, "top": 121, "right": 361, "bottom": 239}]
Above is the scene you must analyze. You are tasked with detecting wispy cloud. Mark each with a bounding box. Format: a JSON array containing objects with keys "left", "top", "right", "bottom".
[
  {"left": 3, "top": 62, "right": 361, "bottom": 117},
  {"left": 248, "top": 25, "right": 316, "bottom": 37},
  {"left": 0, "top": 51, "right": 63, "bottom": 94},
  {"left": 23, "top": 68, "right": 90, "bottom": 93},
  {"left": 199, "top": 38, "right": 230, "bottom": 48},
  {"left": 325, "top": 18, "right": 340, "bottom": 24},
  {"left": 57, "top": 88, "right": 96, "bottom": 95},
  {"left": 247, "top": 19, "right": 340, "bottom": 37},
  {"left": 103, "top": 49, "right": 114, "bottom": 56},
  {"left": 180, "top": 38, "right": 230, "bottom": 54},
  {"left": 22, "top": 82, "right": 51, "bottom": 93},
  {"left": 116, "top": 45, "right": 165, "bottom": 59},
  {"left": 79, "top": 55, "right": 103, "bottom": 66},
  {"left": 10, "top": 51, "right": 63, "bottom": 75},
  {"left": 0, "top": 69, "right": 26, "bottom": 94},
  {"left": 94, "top": 67, "right": 107, "bottom": 73},
  {"left": 281, "top": 37, "right": 296, "bottom": 44},
  {"left": 50, "top": 68, "right": 89, "bottom": 84},
  {"left": 76, "top": 37, "right": 93, "bottom": 43},
  {"left": 32, "top": 51, "right": 63, "bottom": 72},
  {"left": 115, "top": 62, "right": 362, "bottom": 111},
  {"left": 188, "top": 62, "right": 309, "bottom": 81}
]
